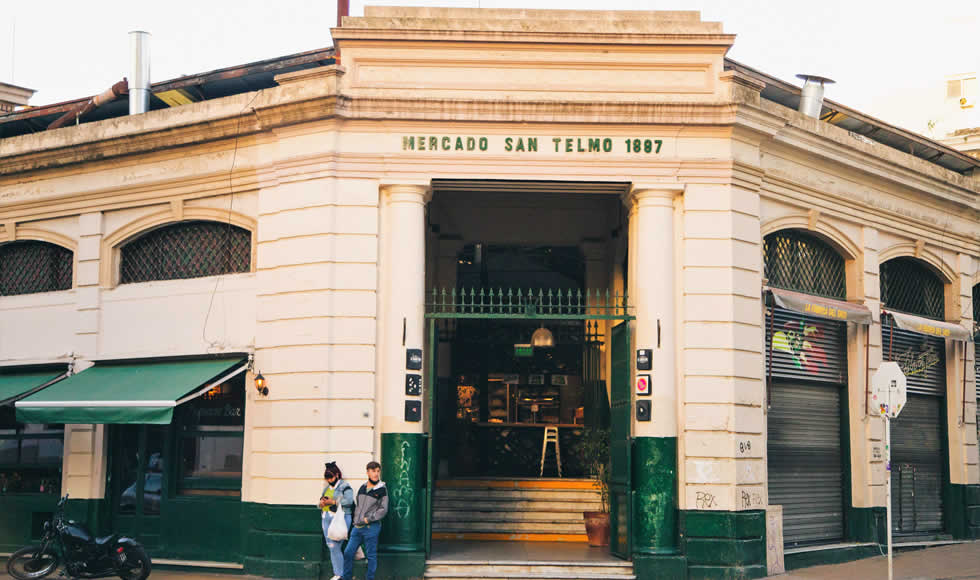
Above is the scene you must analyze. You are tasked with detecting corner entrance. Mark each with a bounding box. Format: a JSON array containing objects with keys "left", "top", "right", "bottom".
[{"left": 423, "top": 287, "right": 632, "bottom": 559}]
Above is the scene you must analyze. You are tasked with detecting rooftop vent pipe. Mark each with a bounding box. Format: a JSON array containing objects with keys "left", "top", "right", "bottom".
[
  {"left": 129, "top": 31, "right": 150, "bottom": 115},
  {"left": 796, "top": 74, "right": 835, "bottom": 119}
]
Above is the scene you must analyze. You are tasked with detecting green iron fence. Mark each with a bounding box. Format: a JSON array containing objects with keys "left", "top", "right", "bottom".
[{"left": 426, "top": 287, "right": 632, "bottom": 320}]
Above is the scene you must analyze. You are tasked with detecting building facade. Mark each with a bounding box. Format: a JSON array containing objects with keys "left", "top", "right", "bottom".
[{"left": 0, "top": 8, "right": 978, "bottom": 580}]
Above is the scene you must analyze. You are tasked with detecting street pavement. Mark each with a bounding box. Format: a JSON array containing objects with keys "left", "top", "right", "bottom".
[
  {"left": 769, "top": 542, "right": 980, "bottom": 580},
  {"left": 3, "top": 542, "right": 978, "bottom": 579}
]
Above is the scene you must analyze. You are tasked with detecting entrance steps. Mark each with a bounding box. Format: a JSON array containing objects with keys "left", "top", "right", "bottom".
[
  {"left": 424, "top": 561, "right": 635, "bottom": 580},
  {"left": 432, "top": 479, "right": 600, "bottom": 542}
]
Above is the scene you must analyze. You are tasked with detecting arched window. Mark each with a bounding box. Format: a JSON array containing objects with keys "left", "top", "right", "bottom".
[
  {"left": 763, "top": 230, "right": 846, "bottom": 299},
  {"left": 120, "top": 221, "right": 251, "bottom": 284},
  {"left": 880, "top": 257, "right": 944, "bottom": 319},
  {"left": 0, "top": 241, "right": 73, "bottom": 296}
]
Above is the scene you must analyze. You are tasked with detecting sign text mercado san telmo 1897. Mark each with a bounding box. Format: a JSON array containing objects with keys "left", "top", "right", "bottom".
[{"left": 402, "top": 135, "right": 665, "bottom": 154}]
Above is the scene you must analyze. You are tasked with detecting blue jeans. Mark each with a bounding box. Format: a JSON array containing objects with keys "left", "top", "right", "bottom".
[
  {"left": 321, "top": 511, "right": 352, "bottom": 577},
  {"left": 343, "top": 521, "right": 380, "bottom": 580}
]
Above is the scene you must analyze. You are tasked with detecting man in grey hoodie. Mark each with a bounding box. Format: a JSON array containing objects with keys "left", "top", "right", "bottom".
[{"left": 342, "top": 461, "right": 388, "bottom": 580}]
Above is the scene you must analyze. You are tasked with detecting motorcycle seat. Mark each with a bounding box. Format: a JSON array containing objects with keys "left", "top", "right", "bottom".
[{"left": 95, "top": 535, "right": 116, "bottom": 547}]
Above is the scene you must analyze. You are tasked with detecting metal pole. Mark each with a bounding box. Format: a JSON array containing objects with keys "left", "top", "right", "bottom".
[{"left": 885, "top": 412, "right": 893, "bottom": 580}]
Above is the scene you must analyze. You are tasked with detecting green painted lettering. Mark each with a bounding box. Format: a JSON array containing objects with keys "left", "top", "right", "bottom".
[
  {"left": 403, "top": 136, "right": 414, "bottom": 150},
  {"left": 528, "top": 138, "right": 537, "bottom": 152},
  {"left": 588, "top": 138, "right": 600, "bottom": 152},
  {"left": 577, "top": 138, "right": 585, "bottom": 152},
  {"left": 516, "top": 138, "right": 525, "bottom": 152},
  {"left": 442, "top": 136, "right": 451, "bottom": 150},
  {"left": 429, "top": 137, "right": 438, "bottom": 151},
  {"left": 466, "top": 137, "right": 476, "bottom": 151},
  {"left": 456, "top": 137, "right": 464, "bottom": 151},
  {"left": 505, "top": 137, "right": 513, "bottom": 152},
  {"left": 553, "top": 137, "right": 562, "bottom": 152},
  {"left": 603, "top": 138, "right": 612, "bottom": 152},
  {"left": 418, "top": 136, "right": 426, "bottom": 150},
  {"left": 565, "top": 138, "right": 573, "bottom": 153},
  {"left": 479, "top": 137, "right": 488, "bottom": 151}
]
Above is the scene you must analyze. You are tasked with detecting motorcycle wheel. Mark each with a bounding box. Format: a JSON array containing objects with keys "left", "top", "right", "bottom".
[
  {"left": 116, "top": 545, "right": 151, "bottom": 580},
  {"left": 6, "top": 545, "right": 59, "bottom": 580}
]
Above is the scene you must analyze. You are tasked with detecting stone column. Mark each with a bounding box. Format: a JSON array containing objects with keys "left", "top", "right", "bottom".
[
  {"left": 625, "top": 184, "right": 683, "bottom": 560},
  {"left": 946, "top": 253, "right": 980, "bottom": 539},
  {"left": 377, "top": 182, "right": 430, "bottom": 564}
]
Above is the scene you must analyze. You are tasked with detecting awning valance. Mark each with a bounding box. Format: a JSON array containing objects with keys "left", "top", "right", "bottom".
[
  {"left": 15, "top": 357, "right": 247, "bottom": 424},
  {"left": 768, "top": 287, "right": 873, "bottom": 325},
  {"left": 0, "top": 370, "right": 67, "bottom": 407},
  {"left": 885, "top": 310, "right": 973, "bottom": 342}
]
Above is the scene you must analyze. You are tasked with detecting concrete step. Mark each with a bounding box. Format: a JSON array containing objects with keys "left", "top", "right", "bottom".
[
  {"left": 425, "top": 562, "right": 634, "bottom": 579},
  {"left": 432, "top": 509, "right": 587, "bottom": 523},
  {"left": 434, "top": 488, "right": 600, "bottom": 501},
  {"left": 433, "top": 499, "right": 603, "bottom": 512},
  {"left": 432, "top": 520, "right": 586, "bottom": 534}
]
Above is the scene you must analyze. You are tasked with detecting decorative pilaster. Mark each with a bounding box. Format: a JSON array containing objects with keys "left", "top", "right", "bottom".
[{"left": 377, "top": 182, "right": 430, "bottom": 564}]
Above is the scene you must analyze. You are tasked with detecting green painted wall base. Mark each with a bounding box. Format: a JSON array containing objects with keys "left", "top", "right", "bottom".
[
  {"left": 242, "top": 502, "right": 324, "bottom": 579},
  {"left": 376, "top": 551, "right": 426, "bottom": 580},
  {"left": 680, "top": 510, "right": 767, "bottom": 580},
  {"left": 380, "top": 432, "right": 426, "bottom": 553},
  {"left": 945, "top": 484, "right": 980, "bottom": 540},
  {"left": 633, "top": 554, "right": 687, "bottom": 580},
  {"left": 784, "top": 544, "right": 881, "bottom": 570},
  {"left": 632, "top": 437, "right": 678, "bottom": 554},
  {"left": 0, "top": 494, "right": 63, "bottom": 552},
  {"left": 846, "top": 506, "right": 886, "bottom": 544}
]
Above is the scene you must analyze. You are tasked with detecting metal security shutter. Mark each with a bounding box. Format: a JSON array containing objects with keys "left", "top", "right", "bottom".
[
  {"left": 890, "top": 395, "right": 944, "bottom": 534},
  {"left": 881, "top": 322, "right": 946, "bottom": 395},
  {"left": 766, "top": 307, "right": 847, "bottom": 385},
  {"left": 768, "top": 382, "right": 844, "bottom": 546}
]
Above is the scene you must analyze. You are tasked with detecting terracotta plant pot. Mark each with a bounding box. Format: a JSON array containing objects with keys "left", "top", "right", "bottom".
[{"left": 583, "top": 511, "right": 610, "bottom": 547}]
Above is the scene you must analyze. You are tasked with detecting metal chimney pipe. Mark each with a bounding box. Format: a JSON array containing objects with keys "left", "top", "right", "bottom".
[
  {"left": 796, "top": 74, "right": 835, "bottom": 119},
  {"left": 129, "top": 31, "right": 151, "bottom": 115}
]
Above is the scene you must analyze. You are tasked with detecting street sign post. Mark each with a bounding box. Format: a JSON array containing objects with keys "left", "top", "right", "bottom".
[{"left": 871, "top": 361, "right": 908, "bottom": 580}]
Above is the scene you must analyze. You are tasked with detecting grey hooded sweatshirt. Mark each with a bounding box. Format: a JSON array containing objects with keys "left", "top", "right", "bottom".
[{"left": 351, "top": 481, "right": 389, "bottom": 526}]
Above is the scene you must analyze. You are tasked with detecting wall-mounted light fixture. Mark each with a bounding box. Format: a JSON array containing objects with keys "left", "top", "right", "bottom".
[{"left": 254, "top": 372, "right": 268, "bottom": 396}]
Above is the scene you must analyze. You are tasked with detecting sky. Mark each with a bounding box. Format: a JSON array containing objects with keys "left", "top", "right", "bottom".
[{"left": 1, "top": 1, "right": 978, "bottom": 136}]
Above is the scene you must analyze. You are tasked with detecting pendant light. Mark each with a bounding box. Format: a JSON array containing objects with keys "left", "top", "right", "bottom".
[{"left": 531, "top": 325, "right": 555, "bottom": 348}]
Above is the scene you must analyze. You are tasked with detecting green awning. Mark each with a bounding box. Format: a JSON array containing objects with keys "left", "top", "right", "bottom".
[
  {"left": 0, "top": 370, "right": 67, "bottom": 406},
  {"left": 15, "top": 358, "right": 247, "bottom": 425}
]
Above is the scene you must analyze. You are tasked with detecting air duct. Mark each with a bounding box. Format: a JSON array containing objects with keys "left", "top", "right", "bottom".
[
  {"left": 796, "top": 74, "right": 835, "bottom": 119},
  {"left": 129, "top": 31, "right": 151, "bottom": 115}
]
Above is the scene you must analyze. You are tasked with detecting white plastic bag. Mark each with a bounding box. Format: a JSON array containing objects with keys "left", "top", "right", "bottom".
[{"left": 326, "top": 501, "right": 348, "bottom": 541}]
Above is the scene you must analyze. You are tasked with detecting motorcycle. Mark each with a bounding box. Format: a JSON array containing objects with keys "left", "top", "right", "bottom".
[{"left": 6, "top": 495, "right": 151, "bottom": 580}]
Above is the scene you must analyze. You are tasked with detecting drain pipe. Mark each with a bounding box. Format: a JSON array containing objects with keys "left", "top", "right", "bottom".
[
  {"left": 129, "top": 31, "right": 151, "bottom": 115},
  {"left": 796, "top": 74, "right": 835, "bottom": 118}
]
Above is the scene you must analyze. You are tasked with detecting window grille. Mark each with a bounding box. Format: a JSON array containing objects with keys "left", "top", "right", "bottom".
[
  {"left": 764, "top": 230, "right": 846, "bottom": 299},
  {"left": 880, "top": 257, "right": 944, "bottom": 319},
  {"left": 0, "top": 241, "right": 73, "bottom": 296},
  {"left": 120, "top": 221, "right": 251, "bottom": 284}
]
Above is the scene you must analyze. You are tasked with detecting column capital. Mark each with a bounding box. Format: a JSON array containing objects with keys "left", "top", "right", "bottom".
[
  {"left": 623, "top": 183, "right": 684, "bottom": 209},
  {"left": 380, "top": 181, "right": 432, "bottom": 204}
]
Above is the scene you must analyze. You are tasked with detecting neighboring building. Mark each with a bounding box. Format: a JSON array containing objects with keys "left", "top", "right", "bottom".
[{"left": 0, "top": 8, "right": 978, "bottom": 580}]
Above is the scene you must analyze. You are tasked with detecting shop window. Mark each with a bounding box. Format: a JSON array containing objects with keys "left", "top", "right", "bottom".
[
  {"left": 174, "top": 374, "right": 244, "bottom": 496},
  {"left": 880, "top": 257, "right": 945, "bottom": 319},
  {"left": 0, "top": 406, "right": 63, "bottom": 495},
  {"left": 0, "top": 240, "right": 73, "bottom": 296},
  {"left": 764, "top": 230, "right": 846, "bottom": 299},
  {"left": 119, "top": 221, "right": 250, "bottom": 284}
]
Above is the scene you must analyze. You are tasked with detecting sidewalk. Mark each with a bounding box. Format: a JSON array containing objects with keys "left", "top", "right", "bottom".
[{"left": 770, "top": 542, "right": 980, "bottom": 580}]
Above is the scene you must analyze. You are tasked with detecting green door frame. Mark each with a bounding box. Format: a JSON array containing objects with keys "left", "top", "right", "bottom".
[
  {"left": 423, "top": 287, "right": 634, "bottom": 559},
  {"left": 608, "top": 321, "right": 632, "bottom": 560}
]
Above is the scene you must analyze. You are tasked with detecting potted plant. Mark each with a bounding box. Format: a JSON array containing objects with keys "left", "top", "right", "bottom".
[{"left": 580, "top": 427, "right": 610, "bottom": 547}]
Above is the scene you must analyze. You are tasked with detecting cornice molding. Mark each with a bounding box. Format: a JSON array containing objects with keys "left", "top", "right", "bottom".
[{"left": 760, "top": 215, "right": 861, "bottom": 261}]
